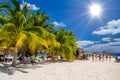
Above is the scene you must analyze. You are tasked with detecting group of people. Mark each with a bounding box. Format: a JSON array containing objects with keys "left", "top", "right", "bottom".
[
  {"left": 91, "top": 54, "right": 112, "bottom": 62},
  {"left": 36, "top": 52, "right": 47, "bottom": 62},
  {"left": 0, "top": 51, "right": 63, "bottom": 64},
  {"left": 30, "top": 51, "right": 63, "bottom": 63},
  {"left": 76, "top": 52, "right": 113, "bottom": 62},
  {"left": 18, "top": 51, "right": 48, "bottom": 64},
  {"left": 1, "top": 51, "right": 114, "bottom": 64}
]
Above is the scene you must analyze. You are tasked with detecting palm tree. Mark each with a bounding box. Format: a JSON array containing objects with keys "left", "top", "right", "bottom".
[
  {"left": 55, "top": 28, "right": 77, "bottom": 61},
  {"left": 0, "top": 0, "right": 77, "bottom": 65},
  {"left": 28, "top": 8, "right": 58, "bottom": 54},
  {"left": 0, "top": 0, "right": 48, "bottom": 66}
]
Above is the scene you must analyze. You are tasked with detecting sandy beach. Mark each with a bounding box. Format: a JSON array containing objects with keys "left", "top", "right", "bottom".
[{"left": 0, "top": 58, "right": 120, "bottom": 80}]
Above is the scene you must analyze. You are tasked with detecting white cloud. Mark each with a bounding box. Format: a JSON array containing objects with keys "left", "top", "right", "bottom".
[
  {"left": 101, "top": 37, "right": 111, "bottom": 42},
  {"left": 114, "top": 38, "right": 120, "bottom": 42},
  {"left": 76, "top": 40, "right": 94, "bottom": 48},
  {"left": 86, "top": 44, "right": 120, "bottom": 53},
  {"left": 86, "top": 44, "right": 109, "bottom": 52},
  {"left": 92, "top": 19, "right": 120, "bottom": 35},
  {"left": 107, "top": 41, "right": 120, "bottom": 46},
  {"left": 20, "top": 2, "right": 39, "bottom": 10},
  {"left": 94, "top": 41, "right": 100, "bottom": 44},
  {"left": 53, "top": 21, "right": 66, "bottom": 27}
]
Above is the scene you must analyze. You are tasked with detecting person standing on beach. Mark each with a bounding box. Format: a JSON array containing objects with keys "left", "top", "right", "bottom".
[
  {"left": 36, "top": 51, "right": 41, "bottom": 62},
  {"left": 95, "top": 54, "right": 97, "bottom": 61},
  {"left": 92, "top": 54, "right": 94, "bottom": 61},
  {"left": 102, "top": 54, "right": 104, "bottom": 62},
  {"left": 44, "top": 53, "right": 47, "bottom": 61},
  {"left": 109, "top": 53, "right": 111, "bottom": 61},
  {"left": 105, "top": 54, "right": 108, "bottom": 61},
  {"left": 51, "top": 54, "right": 55, "bottom": 62},
  {"left": 98, "top": 54, "right": 101, "bottom": 61}
]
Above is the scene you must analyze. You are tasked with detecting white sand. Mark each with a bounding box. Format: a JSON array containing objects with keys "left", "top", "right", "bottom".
[{"left": 0, "top": 58, "right": 120, "bottom": 80}]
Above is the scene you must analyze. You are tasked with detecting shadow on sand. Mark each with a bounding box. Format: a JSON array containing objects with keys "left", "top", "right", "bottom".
[
  {"left": 0, "top": 63, "right": 9, "bottom": 74},
  {"left": 0, "top": 60, "right": 71, "bottom": 75},
  {"left": 0, "top": 63, "right": 43, "bottom": 75}
]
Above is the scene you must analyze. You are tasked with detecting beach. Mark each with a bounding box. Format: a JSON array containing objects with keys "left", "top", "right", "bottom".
[{"left": 0, "top": 58, "right": 120, "bottom": 80}]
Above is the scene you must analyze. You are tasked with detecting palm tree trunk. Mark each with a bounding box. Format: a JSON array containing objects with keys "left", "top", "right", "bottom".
[
  {"left": 3, "top": 48, "right": 7, "bottom": 62},
  {"left": 11, "top": 47, "right": 18, "bottom": 67}
]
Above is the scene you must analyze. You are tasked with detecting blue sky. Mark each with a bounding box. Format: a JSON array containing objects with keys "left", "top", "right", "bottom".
[{"left": 11, "top": 0, "right": 120, "bottom": 52}]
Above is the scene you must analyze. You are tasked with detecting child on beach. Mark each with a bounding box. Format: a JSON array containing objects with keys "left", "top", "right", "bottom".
[{"left": 58, "top": 55, "right": 61, "bottom": 61}]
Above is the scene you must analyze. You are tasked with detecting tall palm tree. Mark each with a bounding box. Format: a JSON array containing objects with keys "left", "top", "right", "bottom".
[
  {"left": 29, "top": 8, "right": 58, "bottom": 53},
  {"left": 55, "top": 28, "right": 77, "bottom": 61},
  {"left": 0, "top": 0, "right": 77, "bottom": 64},
  {"left": 0, "top": 0, "right": 48, "bottom": 66}
]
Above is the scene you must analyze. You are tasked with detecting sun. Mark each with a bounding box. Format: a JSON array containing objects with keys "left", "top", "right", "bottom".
[{"left": 89, "top": 4, "right": 102, "bottom": 16}]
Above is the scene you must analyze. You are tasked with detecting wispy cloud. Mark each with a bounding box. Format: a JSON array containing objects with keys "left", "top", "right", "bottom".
[
  {"left": 86, "top": 44, "right": 109, "bottom": 52},
  {"left": 86, "top": 40, "right": 120, "bottom": 52},
  {"left": 86, "top": 43, "right": 120, "bottom": 53},
  {"left": 76, "top": 40, "right": 94, "bottom": 48},
  {"left": 94, "top": 41, "right": 101, "bottom": 44},
  {"left": 101, "top": 37, "right": 111, "bottom": 42},
  {"left": 53, "top": 21, "right": 66, "bottom": 27},
  {"left": 114, "top": 38, "right": 120, "bottom": 42},
  {"left": 92, "top": 19, "right": 120, "bottom": 35},
  {"left": 20, "top": 2, "right": 39, "bottom": 10},
  {"left": 107, "top": 41, "right": 120, "bottom": 46}
]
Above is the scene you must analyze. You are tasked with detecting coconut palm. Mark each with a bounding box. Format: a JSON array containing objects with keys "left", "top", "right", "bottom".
[
  {"left": 0, "top": 0, "right": 49, "bottom": 66},
  {"left": 29, "top": 8, "right": 58, "bottom": 53},
  {"left": 0, "top": 0, "right": 77, "bottom": 64},
  {"left": 55, "top": 28, "right": 77, "bottom": 61}
]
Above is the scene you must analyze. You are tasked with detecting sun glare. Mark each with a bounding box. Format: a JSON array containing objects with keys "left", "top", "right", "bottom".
[{"left": 89, "top": 4, "right": 102, "bottom": 16}]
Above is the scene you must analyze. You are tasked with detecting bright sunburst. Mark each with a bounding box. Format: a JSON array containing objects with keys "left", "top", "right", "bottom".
[{"left": 89, "top": 4, "right": 102, "bottom": 17}]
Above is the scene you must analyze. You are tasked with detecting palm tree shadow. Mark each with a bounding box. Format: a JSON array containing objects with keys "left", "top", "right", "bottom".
[
  {"left": 15, "top": 64, "right": 43, "bottom": 69},
  {"left": 0, "top": 63, "right": 43, "bottom": 75},
  {"left": 0, "top": 63, "right": 9, "bottom": 74},
  {"left": 14, "top": 68, "right": 29, "bottom": 73}
]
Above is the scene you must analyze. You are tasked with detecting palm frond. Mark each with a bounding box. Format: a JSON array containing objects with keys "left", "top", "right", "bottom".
[
  {"left": 16, "top": 32, "right": 27, "bottom": 48},
  {"left": 0, "top": 16, "right": 7, "bottom": 25},
  {"left": 2, "top": 23, "right": 16, "bottom": 33},
  {"left": 25, "top": 26, "right": 46, "bottom": 38},
  {"left": 11, "top": 0, "right": 20, "bottom": 12},
  {"left": 0, "top": 36, "right": 9, "bottom": 46},
  {"left": 0, "top": 2, "right": 13, "bottom": 13}
]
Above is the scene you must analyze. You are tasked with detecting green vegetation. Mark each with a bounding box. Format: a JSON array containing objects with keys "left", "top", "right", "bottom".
[{"left": 0, "top": 0, "right": 77, "bottom": 66}]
